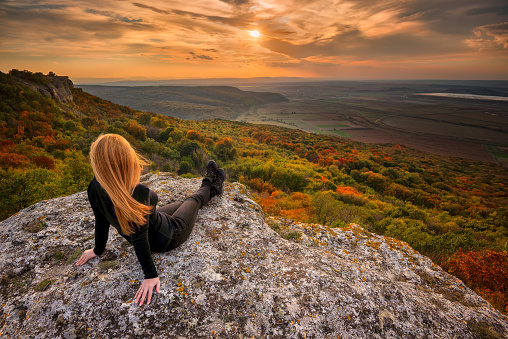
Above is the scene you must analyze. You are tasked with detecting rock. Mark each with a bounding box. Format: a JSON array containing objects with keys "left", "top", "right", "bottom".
[
  {"left": 0, "top": 173, "right": 507, "bottom": 338},
  {"left": 13, "top": 75, "right": 73, "bottom": 103}
]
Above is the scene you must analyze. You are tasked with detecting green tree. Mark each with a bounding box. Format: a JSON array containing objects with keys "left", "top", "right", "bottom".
[
  {"left": 137, "top": 112, "right": 152, "bottom": 125},
  {"left": 214, "top": 137, "right": 237, "bottom": 161},
  {"left": 311, "top": 191, "right": 340, "bottom": 226}
]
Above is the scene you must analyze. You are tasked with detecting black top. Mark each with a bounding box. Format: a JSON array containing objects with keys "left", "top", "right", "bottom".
[{"left": 87, "top": 177, "right": 171, "bottom": 279}]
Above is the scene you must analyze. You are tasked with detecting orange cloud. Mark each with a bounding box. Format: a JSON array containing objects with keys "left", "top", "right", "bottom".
[{"left": 0, "top": 0, "right": 507, "bottom": 80}]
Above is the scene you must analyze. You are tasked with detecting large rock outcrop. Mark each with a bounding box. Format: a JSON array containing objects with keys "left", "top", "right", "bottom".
[
  {"left": 13, "top": 75, "right": 73, "bottom": 103},
  {"left": 0, "top": 173, "right": 507, "bottom": 338}
]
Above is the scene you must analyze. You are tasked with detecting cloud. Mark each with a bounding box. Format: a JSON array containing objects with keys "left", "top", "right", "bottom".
[
  {"left": 218, "top": 0, "right": 251, "bottom": 7},
  {"left": 132, "top": 2, "right": 170, "bottom": 15},
  {"left": 131, "top": 2, "right": 253, "bottom": 28},
  {"left": 189, "top": 52, "right": 213, "bottom": 60},
  {"left": 389, "top": 0, "right": 508, "bottom": 35},
  {"left": 1, "top": 0, "right": 507, "bottom": 79},
  {"left": 468, "top": 22, "right": 508, "bottom": 50},
  {"left": 85, "top": 9, "right": 143, "bottom": 23},
  {"left": 260, "top": 28, "right": 467, "bottom": 62},
  {"left": 0, "top": 1, "right": 160, "bottom": 61}
]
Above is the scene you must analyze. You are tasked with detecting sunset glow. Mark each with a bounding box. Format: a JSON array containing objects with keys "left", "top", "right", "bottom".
[
  {"left": 249, "top": 30, "right": 261, "bottom": 38},
  {"left": 1, "top": 0, "right": 507, "bottom": 82}
]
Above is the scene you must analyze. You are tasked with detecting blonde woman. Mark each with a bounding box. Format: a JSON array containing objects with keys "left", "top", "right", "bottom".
[{"left": 76, "top": 134, "right": 225, "bottom": 306}]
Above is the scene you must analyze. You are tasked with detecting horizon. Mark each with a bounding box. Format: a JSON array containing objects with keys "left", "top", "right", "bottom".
[
  {"left": 73, "top": 76, "right": 508, "bottom": 86},
  {"left": 1, "top": 0, "right": 508, "bottom": 80}
]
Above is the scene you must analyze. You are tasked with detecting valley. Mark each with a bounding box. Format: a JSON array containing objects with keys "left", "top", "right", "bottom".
[{"left": 234, "top": 80, "right": 508, "bottom": 165}]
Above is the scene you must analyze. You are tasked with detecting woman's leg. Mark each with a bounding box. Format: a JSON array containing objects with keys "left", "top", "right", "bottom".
[
  {"left": 157, "top": 202, "right": 183, "bottom": 216},
  {"left": 148, "top": 202, "right": 184, "bottom": 252},
  {"left": 165, "top": 182, "right": 212, "bottom": 250}
]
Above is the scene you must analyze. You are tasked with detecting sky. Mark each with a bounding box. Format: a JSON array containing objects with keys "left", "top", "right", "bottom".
[{"left": 1, "top": 0, "right": 507, "bottom": 81}]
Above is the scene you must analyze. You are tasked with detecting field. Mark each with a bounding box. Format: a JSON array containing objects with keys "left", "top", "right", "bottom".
[{"left": 235, "top": 80, "right": 508, "bottom": 165}]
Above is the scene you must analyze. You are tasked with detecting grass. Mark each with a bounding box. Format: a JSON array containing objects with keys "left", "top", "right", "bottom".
[
  {"left": 467, "top": 320, "right": 505, "bottom": 339},
  {"left": 99, "top": 260, "right": 118, "bottom": 271},
  {"left": 52, "top": 251, "right": 65, "bottom": 260},
  {"left": 267, "top": 219, "right": 301, "bottom": 241},
  {"left": 315, "top": 124, "right": 350, "bottom": 128},
  {"left": 493, "top": 152, "right": 508, "bottom": 160},
  {"left": 487, "top": 145, "right": 508, "bottom": 160},
  {"left": 35, "top": 279, "right": 52, "bottom": 292},
  {"left": 267, "top": 220, "right": 281, "bottom": 231},
  {"left": 23, "top": 220, "right": 46, "bottom": 233},
  {"left": 282, "top": 231, "right": 301, "bottom": 240},
  {"left": 67, "top": 248, "right": 82, "bottom": 263},
  {"left": 329, "top": 130, "right": 353, "bottom": 137}
]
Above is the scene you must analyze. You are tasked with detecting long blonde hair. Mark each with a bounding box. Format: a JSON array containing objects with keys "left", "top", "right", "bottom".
[{"left": 90, "top": 134, "right": 152, "bottom": 235}]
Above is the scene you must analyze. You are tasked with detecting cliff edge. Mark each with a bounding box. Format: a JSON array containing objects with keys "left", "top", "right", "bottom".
[
  {"left": 12, "top": 74, "right": 73, "bottom": 103},
  {"left": 0, "top": 173, "right": 507, "bottom": 338}
]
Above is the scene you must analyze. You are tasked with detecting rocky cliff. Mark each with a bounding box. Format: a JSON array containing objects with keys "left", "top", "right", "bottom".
[
  {"left": 13, "top": 75, "right": 73, "bottom": 103},
  {"left": 0, "top": 173, "right": 507, "bottom": 338}
]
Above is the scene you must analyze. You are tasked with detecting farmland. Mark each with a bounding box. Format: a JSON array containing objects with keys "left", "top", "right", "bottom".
[{"left": 235, "top": 80, "right": 508, "bottom": 165}]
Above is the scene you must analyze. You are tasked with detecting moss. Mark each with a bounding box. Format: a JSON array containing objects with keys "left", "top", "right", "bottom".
[
  {"left": 282, "top": 231, "right": 301, "bottom": 240},
  {"left": 66, "top": 248, "right": 82, "bottom": 263},
  {"left": 99, "top": 260, "right": 118, "bottom": 271},
  {"left": 267, "top": 220, "right": 280, "bottom": 231},
  {"left": 22, "top": 220, "right": 46, "bottom": 233},
  {"left": 416, "top": 270, "right": 438, "bottom": 286},
  {"left": 467, "top": 320, "right": 504, "bottom": 339},
  {"left": 52, "top": 251, "right": 65, "bottom": 260},
  {"left": 35, "top": 279, "right": 52, "bottom": 292}
]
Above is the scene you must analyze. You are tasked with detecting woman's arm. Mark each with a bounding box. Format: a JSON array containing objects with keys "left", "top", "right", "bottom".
[
  {"left": 130, "top": 227, "right": 161, "bottom": 305},
  {"left": 91, "top": 205, "right": 110, "bottom": 256},
  {"left": 78, "top": 182, "right": 110, "bottom": 266},
  {"left": 87, "top": 181, "right": 111, "bottom": 256},
  {"left": 75, "top": 208, "right": 108, "bottom": 266}
]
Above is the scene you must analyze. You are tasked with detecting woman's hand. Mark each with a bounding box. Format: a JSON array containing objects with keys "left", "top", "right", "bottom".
[
  {"left": 76, "top": 248, "right": 97, "bottom": 266},
  {"left": 135, "top": 277, "right": 160, "bottom": 306}
]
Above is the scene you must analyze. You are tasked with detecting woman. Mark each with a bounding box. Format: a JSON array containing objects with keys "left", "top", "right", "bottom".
[{"left": 76, "top": 134, "right": 225, "bottom": 306}]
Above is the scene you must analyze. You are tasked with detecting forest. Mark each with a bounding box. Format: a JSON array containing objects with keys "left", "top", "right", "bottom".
[{"left": 1, "top": 70, "right": 507, "bottom": 314}]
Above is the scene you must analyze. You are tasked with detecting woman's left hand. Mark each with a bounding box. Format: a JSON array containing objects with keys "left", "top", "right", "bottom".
[
  {"left": 76, "top": 248, "right": 97, "bottom": 266},
  {"left": 135, "top": 277, "right": 161, "bottom": 306}
]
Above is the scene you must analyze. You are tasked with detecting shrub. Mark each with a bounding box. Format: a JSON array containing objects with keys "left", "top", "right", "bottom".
[{"left": 447, "top": 250, "right": 508, "bottom": 314}]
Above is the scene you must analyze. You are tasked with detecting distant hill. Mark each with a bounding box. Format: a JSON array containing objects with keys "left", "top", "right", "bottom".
[
  {"left": 77, "top": 85, "right": 288, "bottom": 120},
  {"left": 75, "top": 76, "right": 308, "bottom": 86}
]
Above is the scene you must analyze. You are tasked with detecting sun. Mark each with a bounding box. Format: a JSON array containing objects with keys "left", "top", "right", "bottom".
[{"left": 248, "top": 30, "right": 261, "bottom": 38}]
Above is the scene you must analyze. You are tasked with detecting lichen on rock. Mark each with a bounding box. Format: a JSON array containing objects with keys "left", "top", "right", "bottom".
[{"left": 0, "top": 173, "right": 507, "bottom": 338}]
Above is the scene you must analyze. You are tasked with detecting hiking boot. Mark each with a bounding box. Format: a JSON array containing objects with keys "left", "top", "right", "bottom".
[
  {"left": 213, "top": 168, "right": 226, "bottom": 196},
  {"left": 203, "top": 160, "right": 218, "bottom": 184}
]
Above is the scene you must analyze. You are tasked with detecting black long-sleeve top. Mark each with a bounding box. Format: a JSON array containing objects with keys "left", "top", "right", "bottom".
[{"left": 87, "top": 177, "right": 172, "bottom": 279}]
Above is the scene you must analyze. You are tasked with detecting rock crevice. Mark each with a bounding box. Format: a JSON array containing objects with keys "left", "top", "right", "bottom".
[{"left": 0, "top": 173, "right": 507, "bottom": 338}]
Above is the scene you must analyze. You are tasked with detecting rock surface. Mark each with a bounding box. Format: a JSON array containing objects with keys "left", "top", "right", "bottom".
[
  {"left": 13, "top": 75, "right": 73, "bottom": 103},
  {"left": 0, "top": 173, "right": 507, "bottom": 338}
]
